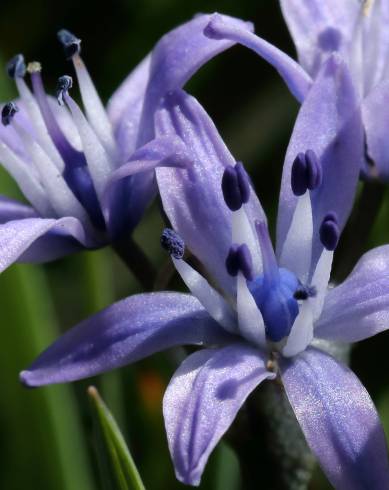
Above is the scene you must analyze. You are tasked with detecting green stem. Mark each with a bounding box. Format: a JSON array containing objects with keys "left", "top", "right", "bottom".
[{"left": 112, "top": 236, "right": 156, "bottom": 291}]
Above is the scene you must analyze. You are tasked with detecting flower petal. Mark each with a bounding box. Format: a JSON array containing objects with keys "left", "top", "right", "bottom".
[
  {"left": 280, "top": 347, "right": 389, "bottom": 490},
  {"left": 362, "top": 80, "right": 389, "bottom": 180},
  {"left": 276, "top": 55, "right": 363, "bottom": 274},
  {"left": 111, "top": 14, "right": 253, "bottom": 159},
  {"left": 0, "top": 196, "right": 37, "bottom": 223},
  {"left": 0, "top": 216, "right": 92, "bottom": 272},
  {"left": 156, "top": 90, "right": 265, "bottom": 294},
  {"left": 315, "top": 245, "right": 389, "bottom": 342},
  {"left": 103, "top": 135, "right": 193, "bottom": 237},
  {"left": 138, "top": 13, "right": 254, "bottom": 145},
  {"left": 20, "top": 293, "right": 234, "bottom": 387},
  {"left": 203, "top": 13, "right": 312, "bottom": 102},
  {"left": 279, "top": 0, "right": 360, "bottom": 77},
  {"left": 163, "top": 343, "right": 273, "bottom": 486}
]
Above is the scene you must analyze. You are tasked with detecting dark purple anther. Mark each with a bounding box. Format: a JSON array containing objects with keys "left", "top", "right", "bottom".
[
  {"left": 291, "top": 150, "right": 322, "bottom": 195},
  {"left": 57, "top": 29, "right": 81, "bottom": 59},
  {"left": 291, "top": 152, "right": 308, "bottom": 196},
  {"left": 294, "top": 284, "right": 317, "bottom": 300},
  {"left": 161, "top": 228, "right": 185, "bottom": 259},
  {"left": 225, "top": 243, "right": 253, "bottom": 281},
  {"left": 305, "top": 149, "right": 322, "bottom": 190},
  {"left": 222, "top": 163, "right": 250, "bottom": 211},
  {"left": 319, "top": 212, "right": 340, "bottom": 251},
  {"left": 1, "top": 102, "right": 19, "bottom": 126},
  {"left": 56, "top": 75, "right": 73, "bottom": 105},
  {"left": 6, "top": 54, "right": 26, "bottom": 79},
  {"left": 235, "top": 162, "right": 250, "bottom": 204}
]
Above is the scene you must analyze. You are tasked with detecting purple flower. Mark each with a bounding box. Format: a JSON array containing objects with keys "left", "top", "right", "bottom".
[
  {"left": 20, "top": 57, "right": 389, "bottom": 488},
  {"left": 0, "top": 14, "right": 253, "bottom": 272},
  {"left": 203, "top": 5, "right": 389, "bottom": 181}
]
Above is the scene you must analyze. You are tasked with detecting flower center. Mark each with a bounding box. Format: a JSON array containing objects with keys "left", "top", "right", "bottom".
[{"left": 248, "top": 267, "right": 299, "bottom": 342}]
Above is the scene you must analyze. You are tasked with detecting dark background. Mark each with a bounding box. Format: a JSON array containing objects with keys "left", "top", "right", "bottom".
[{"left": 0, "top": 1, "right": 388, "bottom": 489}]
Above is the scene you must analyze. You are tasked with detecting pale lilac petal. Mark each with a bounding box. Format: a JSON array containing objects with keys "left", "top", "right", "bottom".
[
  {"left": 0, "top": 217, "right": 93, "bottom": 272},
  {"left": 279, "top": 0, "right": 360, "bottom": 77},
  {"left": 362, "top": 80, "right": 389, "bottom": 180},
  {"left": 315, "top": 245, "right": 389, "bottom": 343},
  {"left": 112, "top": 14, "right": 253, "bottom": 159},
  {"left": 137, "top": 13, "right": 254, "bottom": 145},
  {"left": 163, "top": 343, "right": 273, "bottom": 485},
  {"left": 20, "top": 293, "right": 234, "bottom": 387},
  {"left": 280, "top": 347, "right": 389, "bottom": 490},
  {"left": 104, "top": 135, "right": 193, "bottom": 237},
  {"left": 276, "top": 56, "right": 363, "bottom": 274},
  {"left": 156, "top": 90, "right": 265, "bottom": 294},
  {"left": 107, "top": 55, "right": 151, "bottom": 134},
  {"left": 0, "top": 196, "right": 37, "bottom": 223},
  {"left": 203, "top": 13, "right": 312, "bottom": 102}
]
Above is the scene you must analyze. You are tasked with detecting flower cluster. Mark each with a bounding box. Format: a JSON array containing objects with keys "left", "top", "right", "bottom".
[{"left": 2, "top": 5, "right": 389, "bottom": 490}]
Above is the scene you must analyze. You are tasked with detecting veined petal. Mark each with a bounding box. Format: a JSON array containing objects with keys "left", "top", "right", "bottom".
[
  {"left": 362, "top": 80, "right": 389, "bottom": 180},
  {"left": 315, "top": 245, "right": 389, "bottom": 343},
  {"left": 276, "top": 56, "right": 363, "bottom": 274},
  {"left": 0, "top": 216, "right": 92, "bottom": 273},
  {"left": 279, "top": 0, "right": 360, "bottom": 77},
  {"left": 20, "top": 293, "right": 233, "bottom": 387},
  {"left": 156, "top": 90, "right": 265, "bottom": 295},
  {"left": 0, "top": 196, "right": 37, "bottom": 223},
  {"left": 203, "top": 13, "right": 312, "bottom": 103},
  {"left": 280, "top": 347, "right": 389, "bottom": 490},
  {"left": 163, "top": 344, "right": 273, "bottom": 486},
  {"left": 104, "top": 135, "right": 193, "bottom": 237},
  {"left": 137, "top": 13, "right": 254, "bottom": 145}
]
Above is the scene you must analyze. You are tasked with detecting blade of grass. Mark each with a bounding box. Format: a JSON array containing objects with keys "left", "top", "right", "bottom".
[{"left": 88, "top": 386, "right": 146, "bottom": 490}]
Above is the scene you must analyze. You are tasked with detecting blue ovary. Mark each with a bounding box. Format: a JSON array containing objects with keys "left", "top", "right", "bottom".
[{"left": 248, "top": 268, "right": 300, "bottom": 342}]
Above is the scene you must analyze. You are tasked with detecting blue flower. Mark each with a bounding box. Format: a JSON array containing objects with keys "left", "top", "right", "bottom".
[
  {"left": 20, "top": 58, "right": 389, "bottom": 488},
  {"left": 204, "top": 5, "right": 389, "bottom": 181},
  {"left": 0, "top": 14, "right": 253, "bottom": 272}
]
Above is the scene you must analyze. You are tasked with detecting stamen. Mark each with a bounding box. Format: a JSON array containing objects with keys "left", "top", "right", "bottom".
[
  {"left": 57, "top": 29, "right": 81, "bottom": 59},
  {"left": 1, "top": 102, "right": 19, "bottom": 126},
  {"left": 161, "top": 228, "right": 185, "bottom": 259},
  {"left": 221, "top": 162, "right": 250, "bottom": 211},
  {"left": 225, "top": 243, "right": 253, "bottom": 281},
  {"left": 59, "top": 31, "right": 117, "bottom": 160},
  {"left": 291, "top": 150, "right": 321, "bottom": 196},
  {"left": 305, "top": 149, "right": 322, "bottom": 190},
  {"left": 294, "top": 284, "right": 317, "bottom": 300},
  {"left": 291, "top": 153, "right": 307, "bottom": 196},
  {"left": 6, "top": 54, "right": 26, "bottom": 79},
  {"left": 255, "top": 220, "right": 279, "bottom": 283},
  {"left": 319, "top": 212, "right": 340, "bottom": 250},
  {"left": 27, "top": 61, "right": 42, "bottom": 74},
  {"left": 56, "top": 75, "right": 73, "bottom": 106}
]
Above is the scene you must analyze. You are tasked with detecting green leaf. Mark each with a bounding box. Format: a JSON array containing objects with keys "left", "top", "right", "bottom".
[{"left": 88, "top": 386, "right": 146, "bottom": 490}]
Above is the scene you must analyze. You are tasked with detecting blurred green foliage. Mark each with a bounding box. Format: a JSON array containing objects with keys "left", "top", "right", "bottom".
[{"left": 0, "top": 1, "right": 388, "bottom": 489}]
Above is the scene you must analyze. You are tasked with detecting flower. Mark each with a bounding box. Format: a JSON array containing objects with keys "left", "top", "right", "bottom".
[
  {"left": 20, "top": 57, "right": 389, "bottom": 488},
  {"left": 203, "top": 4, "right": 389, "bottom": 181},
  {"left": 0, "top": 14, "right": 252, "bottom": 272}
]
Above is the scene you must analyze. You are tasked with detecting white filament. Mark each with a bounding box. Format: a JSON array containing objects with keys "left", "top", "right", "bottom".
[
  {"left": 237, "top": 273, "right": 266, "bottom": 347},
  {"left": 65, "top": 95, "right": 115, "bottom": 203},
  {"left": 172, "top": 257, "right": 238, "bottom": 334},
  {"left": 0, "top": 142, "right": 53, "bottom": 216},
  {"left": 15, "top": 78, "right": 65, "bottom": 171},
  {"left": 279, "top": 192, "right": 313, "bottom": 284},
  {"left": 72, "top": 55, "right": 118, "bottom": 162}
]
